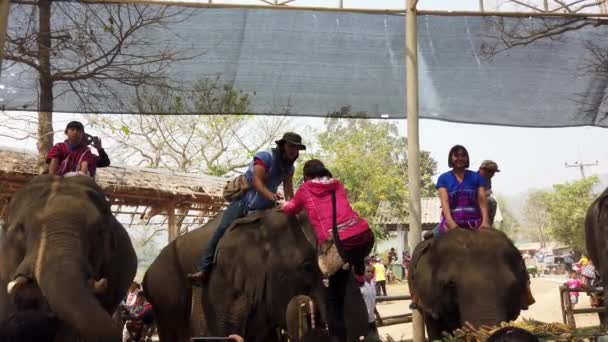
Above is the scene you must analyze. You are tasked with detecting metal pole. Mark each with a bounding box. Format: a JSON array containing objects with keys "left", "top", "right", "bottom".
[
  {"left": 0, "top": 0, "right": 10, "bottom": 74},
  {"left": 339, "top": 0, "right": 343, "bottom": 9},
  {"left": 479, "top": 0, "right": 484, "bottom": 12},
  {"left": 543, "top": 0, "right": 549, "bottom": 11},
  {"left": 406, "top": 0, "right": 424, "bottom": 341}
]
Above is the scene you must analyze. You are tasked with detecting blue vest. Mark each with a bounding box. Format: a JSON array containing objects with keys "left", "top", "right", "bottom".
[{"left": 243, "top": 148, "right": 294, "bottom": 210}]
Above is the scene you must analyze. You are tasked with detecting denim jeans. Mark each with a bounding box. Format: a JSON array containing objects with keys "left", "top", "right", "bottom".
[{"left": 198, "top": 199, "right": 249, "bottom": 271}]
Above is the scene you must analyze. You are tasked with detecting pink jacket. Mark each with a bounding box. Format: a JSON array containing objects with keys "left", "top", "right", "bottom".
[{"left": 282, "top": 177, "right": 369, "bottom": 245}]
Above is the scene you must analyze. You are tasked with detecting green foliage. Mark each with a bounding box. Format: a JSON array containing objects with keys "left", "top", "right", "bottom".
[
  {"left": 302, "top": 108, "right": 438, "bottom": 237},
  {"left": 523, "top": 190, "right": 551, "bottom": 247},
  {"left": 496, "top": 196, "right": 520, "bottom": 239},
  {"left": 541, "top": 176, "right": 599, "bottom": 252}
]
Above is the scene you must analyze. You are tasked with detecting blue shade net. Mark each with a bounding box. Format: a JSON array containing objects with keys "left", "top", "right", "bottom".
[{"left": 2, "top": 2, "right": 608, "bottom": 127}]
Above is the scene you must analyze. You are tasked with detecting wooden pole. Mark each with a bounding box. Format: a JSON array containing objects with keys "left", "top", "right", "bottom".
[
  {"left": 167, "top": 202, "right": 177, "bottom": 242},
  {"left": 43, "top": 0, "right": 608, "bottom": 19},
  {"left": 0, "top": 0, "right": 9, "bottom": 73},
  {"left": 406, "top": 0, "right": 424, "bottom": 340}
]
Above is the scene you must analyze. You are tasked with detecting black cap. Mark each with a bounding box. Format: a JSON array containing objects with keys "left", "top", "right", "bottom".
[
  {"left": 275, "top": 132, "right": 306, "bottom": 150},
  {"left": 65, "top": 121, "right": 84, "bottom": 133}
]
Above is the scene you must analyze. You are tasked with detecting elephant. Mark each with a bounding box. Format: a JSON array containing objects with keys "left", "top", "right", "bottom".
[
  {"left": 0, "top": 175, "right": 138, "bottom": 341},
  {"left": 143, "top": 210, "right": 370, "bottom": 342},
  {"left": 408, "top": 228, "right": 530, "bottom": 340},
  {"left": 585, "top": 186, "right": 608, "bottom": 330}
]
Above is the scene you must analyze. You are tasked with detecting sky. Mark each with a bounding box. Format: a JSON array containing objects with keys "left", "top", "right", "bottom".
[{"left": 1, "top": 0, "right": 607, "bottom": 198}]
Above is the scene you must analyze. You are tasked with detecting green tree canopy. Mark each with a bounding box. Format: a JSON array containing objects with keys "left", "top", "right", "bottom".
[
  {"left": 300, "top": 109, "right": 437, "bottom": 237},
  {"left": 496, "top": 196, "right": 521, "bottom": 240},
  {"left": 542, "top": 176, "right": 600, "bottom": 252}
]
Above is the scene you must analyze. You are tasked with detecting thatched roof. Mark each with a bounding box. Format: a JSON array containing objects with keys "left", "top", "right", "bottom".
[{"left": 0, "top": 147, "right": 227, "bottom": 231}]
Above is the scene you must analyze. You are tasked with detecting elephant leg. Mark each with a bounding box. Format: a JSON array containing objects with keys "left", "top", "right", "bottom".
[{"left": 322, "top": 270, "right": 348, "bottom": 341}]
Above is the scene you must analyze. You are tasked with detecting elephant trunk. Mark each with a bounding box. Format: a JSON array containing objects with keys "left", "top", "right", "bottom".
[
  {"left": 35, "top": 225, "right": 120, "bottom": 342},
  {"left": 458, "top": 285, "right": 507, "bottom": 329}
]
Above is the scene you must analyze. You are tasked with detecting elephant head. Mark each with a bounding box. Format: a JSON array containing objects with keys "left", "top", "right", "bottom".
[
  {"left": 410, "top": 228, "right": 528, "bottom": 339},
  {"left": 585, "top": 186, "right": 608, "bottom": 328},
  {"left": 0, "top": 175, "right": 137, "bottom": 341}
]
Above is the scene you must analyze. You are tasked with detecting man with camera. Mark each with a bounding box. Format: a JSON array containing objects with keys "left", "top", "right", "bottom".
[{"left": 47, "top": 121, "right": 110, "bottom": 178}]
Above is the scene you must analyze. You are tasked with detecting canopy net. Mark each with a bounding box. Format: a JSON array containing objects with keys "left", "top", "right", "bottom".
[{"left": 2, "top": 2, "right": 608, "bottom": 127}]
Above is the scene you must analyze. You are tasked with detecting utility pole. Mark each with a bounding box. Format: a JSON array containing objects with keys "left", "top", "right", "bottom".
[{"left": 564, "top": 160, "right": 599, "bottom": 179}]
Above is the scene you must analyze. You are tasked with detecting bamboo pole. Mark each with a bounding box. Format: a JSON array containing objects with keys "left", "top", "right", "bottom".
[
  {"left": 22, "top": 0, "right": 607, "bottom": 19},
  {"left": 167, "top": 202, "right": 178, "bottom": 242},
  {"left": 406, "top": 0, "right": 424, "bottom": 340}
]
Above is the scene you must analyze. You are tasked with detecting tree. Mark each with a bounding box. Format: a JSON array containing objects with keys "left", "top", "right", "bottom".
[
  {"left": 542, "top": 176, "right": 599, "bottom": 252},
  {"left": 4, "top": 1, "right": 195, "bottom": 170},
  {"left": 308, "top": 109, "right": 438, "bottom": 237},
  {"left": 88, "top": 78, "right": 291, "bottom": 176},
  {"left": 522, "top": 190, "right": 552, "bottom": 248},
  {"left": 480, "top": 0, "right": 608, "bottom": 124},
  {"left": 496, "top": 196, "right": 521, "bottom": 240}
]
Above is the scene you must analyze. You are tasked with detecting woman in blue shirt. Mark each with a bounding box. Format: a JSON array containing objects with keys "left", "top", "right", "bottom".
[{"left": 436, "top": 145, "right": 489, "bottom": 234}]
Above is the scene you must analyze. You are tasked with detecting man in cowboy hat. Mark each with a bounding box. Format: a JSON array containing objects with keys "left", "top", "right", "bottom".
[
  {"left": 478, "top": 160, "right": 500, "bottom": 226},
  {"left": 188, "top": 132, "right": 306, "bottom": 283}
]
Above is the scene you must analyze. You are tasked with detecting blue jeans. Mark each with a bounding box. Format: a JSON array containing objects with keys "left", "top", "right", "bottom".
[{"left": 198, "top": 200, "right": 249, "bottom": 271}]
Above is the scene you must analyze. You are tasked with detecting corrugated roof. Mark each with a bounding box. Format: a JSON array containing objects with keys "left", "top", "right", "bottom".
[{"left": 374, "top": 197, "right": 503, "bottom": 226}]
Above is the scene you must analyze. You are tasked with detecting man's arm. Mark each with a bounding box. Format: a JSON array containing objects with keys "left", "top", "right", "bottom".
[
  {"left": 48, "top": 158, "right": 59, "bottom": 175},
  {"left": 93, "top": 138, "right": 110, "bottom": 167},
  {"left": 96, "top": 149, "right": 110, "bottom": 167},
  {"left": 283, "top": 174, "right": 294, "bottom": 200},
  {"left": 477, "top": 186, "right": 489, "bottom": 228},
  {"left": 252, "top": 164, "right": 278, "bottom": 201}
]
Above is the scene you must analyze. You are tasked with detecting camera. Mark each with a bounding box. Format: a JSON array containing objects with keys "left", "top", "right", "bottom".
[{"left": 84, "top": 133, "right": 98, "bottom": 146}]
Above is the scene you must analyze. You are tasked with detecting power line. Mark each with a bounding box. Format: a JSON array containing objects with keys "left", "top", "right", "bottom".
[{"left": 564, "top": 160, "right": 599, "bottom": 179}]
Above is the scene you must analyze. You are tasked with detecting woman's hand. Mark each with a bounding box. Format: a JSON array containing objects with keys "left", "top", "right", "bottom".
[{"left": 446, "top": 221, "right": 459, "bottom": 230}]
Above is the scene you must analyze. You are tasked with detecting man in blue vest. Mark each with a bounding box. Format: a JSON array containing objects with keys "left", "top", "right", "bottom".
[{"left": 188, "top": 132, "right": 305, "bottom": 283}]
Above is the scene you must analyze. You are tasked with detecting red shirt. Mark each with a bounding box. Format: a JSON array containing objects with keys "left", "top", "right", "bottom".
[{"left": 47, "top": 142, "right": 97, "bottom": 177}]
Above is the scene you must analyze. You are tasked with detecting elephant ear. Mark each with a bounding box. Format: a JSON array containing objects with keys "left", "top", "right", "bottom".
[{"left": 410, "top": 239, "right": 442, "bottom": 318}]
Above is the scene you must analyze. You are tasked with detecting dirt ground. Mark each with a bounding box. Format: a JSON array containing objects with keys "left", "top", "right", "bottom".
[{"left": 376, "top": 274, "right": 602, "bottom": 341}]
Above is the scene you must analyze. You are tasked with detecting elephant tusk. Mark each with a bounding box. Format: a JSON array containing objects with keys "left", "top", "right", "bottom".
[
  {"left": 91, "top": 278, "right": 108, "bottom": 294},
  {"left": 7, "top": 275, "right": 28, "bottom": 295}
]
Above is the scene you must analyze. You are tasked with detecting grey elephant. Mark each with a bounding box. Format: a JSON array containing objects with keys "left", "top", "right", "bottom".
[
  {"left": 408, "top": 228, "right": 531, "bottom": 340},
  {"left": 0, "top": 175, "right": 137, "bottom": 342},
  {"left": 143, "top": 211, "right": 369, "bottom": 342},
  {"left": 585, "top": 186, "right": 608, "bottom": 330}
]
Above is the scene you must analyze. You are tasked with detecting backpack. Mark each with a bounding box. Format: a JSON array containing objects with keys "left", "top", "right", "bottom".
[{"left": 222, "top": 175, "right": 251, "bottom": 202}]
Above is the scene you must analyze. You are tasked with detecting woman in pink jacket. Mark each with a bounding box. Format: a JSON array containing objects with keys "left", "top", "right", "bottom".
[{"left": 281, "top": 159, "right": 375, "bottom": 283}]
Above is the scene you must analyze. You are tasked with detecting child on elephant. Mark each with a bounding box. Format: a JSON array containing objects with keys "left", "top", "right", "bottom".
[{"left": 280, "top": 159, "right": 375, "bottom": 283}]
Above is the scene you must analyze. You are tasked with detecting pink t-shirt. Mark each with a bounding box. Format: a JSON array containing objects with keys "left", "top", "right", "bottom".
[
  {"left": 281, "top": 177, "right": 370, "bottom": 245},
  {"left": 566, "top": 278, "right": 584, "bottom": 296}
]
